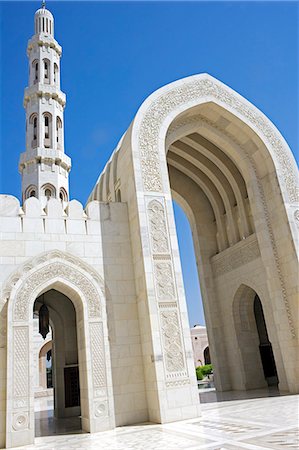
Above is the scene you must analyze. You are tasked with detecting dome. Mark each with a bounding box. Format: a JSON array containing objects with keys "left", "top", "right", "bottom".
[
  {"left": 34, "top": 5, "right": 54, "bottom": 36},
  {"left": 35, "top": 7, "right": 53, "bottom": 20}
]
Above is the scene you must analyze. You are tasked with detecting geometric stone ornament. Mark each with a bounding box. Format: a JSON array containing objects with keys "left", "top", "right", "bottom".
[
  {"left": 159, "top": 303, "right": 187, "bottom": 379},
  {"left": 138, "top": 76, "right": 298, "bottom": 340},
  {"left": 3, "top": 250, "right": 106, "bottom": 320},
  {"left": 148, "top": 199, "right": 169, "bottom": 254},
  {"left": 211, "top": 234, "right": 260, "bottom": 277},
  {"left": 137, "top": 75, "right": 298, "bottom": 204}
]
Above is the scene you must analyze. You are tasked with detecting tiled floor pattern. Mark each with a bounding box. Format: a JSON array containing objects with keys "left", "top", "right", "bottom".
[{"left": 12, "top": 391, "right": 298, "bottom": 449}]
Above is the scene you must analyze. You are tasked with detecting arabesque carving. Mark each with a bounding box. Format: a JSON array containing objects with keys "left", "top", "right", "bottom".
[
  {"left": 148, "top": 199, "right": 169, "bottom": 253},
  {"left": 138, "top": 76, "right": 298, "bottom": 203},
  {"left": 154, "top": 261, "right": 176, "bottom": 300},
  {"left": 13, "top": 261, "right": 101, "bottom": 321},
  {"left": 160, "top": 306, "right": 186, "bottom": 376},
  {"left": 212, "top": 235, "right": 260, "bottom": 277}
]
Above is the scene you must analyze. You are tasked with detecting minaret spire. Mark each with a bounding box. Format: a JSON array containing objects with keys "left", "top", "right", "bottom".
[{"left": 19, "top": 5, "right": 71, "bottom": 206}]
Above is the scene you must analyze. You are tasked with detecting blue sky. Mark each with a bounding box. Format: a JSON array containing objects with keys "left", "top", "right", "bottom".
[{"left": 0, "top": 1, "right": 298, "bottom": 326}]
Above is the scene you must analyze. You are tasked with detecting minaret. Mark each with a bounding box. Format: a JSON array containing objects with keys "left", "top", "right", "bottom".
[{"left": 19, "top": 3, "right": 71, "bottom": 206}]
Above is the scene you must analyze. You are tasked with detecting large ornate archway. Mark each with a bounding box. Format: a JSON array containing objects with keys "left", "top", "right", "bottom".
[
  {"left": 5, "top": 251, "right": 115, "bottom": 448},
  {"left": 89, "top": 74, "right": 299, "bottom": 420}
]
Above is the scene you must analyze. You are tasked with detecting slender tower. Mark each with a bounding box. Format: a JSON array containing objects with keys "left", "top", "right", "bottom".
[{"left": 19, "top": 3, "right": 71, "bottom": 206}]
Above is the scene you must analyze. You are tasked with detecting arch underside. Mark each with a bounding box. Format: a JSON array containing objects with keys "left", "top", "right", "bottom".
[
  {"left": 165, "top": 102, "right": 294, "bottom": 393},
  {"left": 167, "top": 105, "right": 255, "bottom": 254}
]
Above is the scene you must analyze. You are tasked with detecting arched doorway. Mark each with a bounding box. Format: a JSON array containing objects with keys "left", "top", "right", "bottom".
[
  {"left": 233, "top": 284, "right": 279, "bottom": 390},
  {"left": 5, "top": 251, "right": 115, "bottom": 448},
  {"left": 34, "top": 290, "right": 81, "bottom": 437},
  {"left": 254, "top": 295, "right": 278, "bottom": 386},
  {"left": 38, "top": 340, "right": 52, "bottom": 391},
  {"left": 89, "top": 73, "right": 298, "bottom": 420}
]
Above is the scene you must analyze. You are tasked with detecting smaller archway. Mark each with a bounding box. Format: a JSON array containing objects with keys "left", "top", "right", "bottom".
[
  {"left": 5, "top": 251, "right": 115, "bottom": 448},
  {"left": 43, "top": 59, "right": 50, "bottom": 84},
  {"left": 29, "top": 114, "right": 38, "bottom": 148},
  {"left": 59, "top": 187, "right": 68, "bottom": 202},
  {"left": 38, "top": 340, "right": 52, "bottom": 390},
  {"left": 32, "top": 60, "right": 39, "bottom": 84},
  {"left": 56, "top": 116, "right": 62, "bottom": 149},
  {"left": 24, "top": 185, "right": 37, "bottom": 201},
  {"left": 41, "top": 183, "right": 56, "bottom": 200},
  {"left": 43, "top": 113, "right": 52, "bottom": 147},
  {"left": 233, "top": 284, "right": 279, "bottom": 390},
  {"left": 54, "top": 63, "right": 59, "bottom": 85},
  {"left": 204, "top": 346, "right": 211, "bottom": 365}
]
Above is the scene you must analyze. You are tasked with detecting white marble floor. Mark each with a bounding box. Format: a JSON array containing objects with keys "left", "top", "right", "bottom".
[{"left": 13, "top": 390, "right": 299, "bottom": 449}]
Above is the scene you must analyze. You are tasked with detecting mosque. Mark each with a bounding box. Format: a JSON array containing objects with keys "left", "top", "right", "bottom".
[{"left": 0, "top": 4, "right": 298, "bottom": 448}]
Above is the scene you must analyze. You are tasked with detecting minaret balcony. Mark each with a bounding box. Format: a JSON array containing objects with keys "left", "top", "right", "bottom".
[
  {"left": 19, "top": 148, "right": 71, "bottom": 170},
  {"left": 24, "top": 84, "right": 66, "bottom": 107},
  {"left": 27, "top": 35, "right": 62, "bottom": 56}
]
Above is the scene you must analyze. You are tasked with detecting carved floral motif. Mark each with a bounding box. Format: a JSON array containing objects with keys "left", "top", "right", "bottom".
[
  {"left": 13, "top": 327, "right": 28, "bottom": 398},
  {"left": 154, "top": 261, "right": 175, "bottom": 300},
  {"left": 160, "top": 307, "right": 186, "bottom": 374},
  {"left": 138, "top": 77, "right": 298, "bottom": 203},
  {"left": 212, "top": 235, "right": 260, "bottom": 277},
  {"left": 13, "top": 261, "right": 101, "bottom": 321},
  {"left": 148, "top": 200, "right": 169, "bottom": 253},
  {"left": 90, "top": 322, "right": 107, "bottom": 389}
]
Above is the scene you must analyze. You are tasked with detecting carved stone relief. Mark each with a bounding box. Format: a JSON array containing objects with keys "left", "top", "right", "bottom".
[
  {"left": 159, "top": 305, "right": 187, "bottom": 377},
  {"left": 141, "top": 88, "right": 296, "bottom": 338},
  {"left": 211, "top": 235, "right": 260, "bottom": 277},
  {"left": 147, "top": 198, "right": 188, "bottom": 382},
  {"left": 13, "top": 327, "right": 29, "bottom": 399},
  {"left": 13, "top": 261, "right": 101, "bottom": 321},
  {"left": 148, "top": 199, "right": 169, "bottom": 254},
  {"left": 90, "top": 322, "right": 107, "bottom": 391},
  {"left": 138, "top": 77, "right": 298, "bottom": 203},
  {"left": 154, "top": 261, "right": 176, "bottom": 300}
]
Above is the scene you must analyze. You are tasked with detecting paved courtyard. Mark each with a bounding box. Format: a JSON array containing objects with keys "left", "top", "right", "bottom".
[{"left": 12, "top": 390, "right": 298, "bottom": 449}]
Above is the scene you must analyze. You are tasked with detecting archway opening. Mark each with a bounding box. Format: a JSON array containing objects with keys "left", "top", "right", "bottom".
[
  {"left": 254, "top": 295, "right": 278, "bottom": 386},
  {"left": 233, "top": 285, "right": 279, "bottom": 391},
  {"left": 165, "top": 101, "right": 282, "bottom": 396},
  {"left": 204, "top": 346, "right": 211, "bottom": 365},
  {"left": 33, "top": 289, "right": 82, "bottom": 437}
]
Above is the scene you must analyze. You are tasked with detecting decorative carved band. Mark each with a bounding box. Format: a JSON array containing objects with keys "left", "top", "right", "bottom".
[
  {"left": 90, "top": 322, "right": 107, "bottom": 390},
  {"left": 154, "top": 261, "right": 176, "bottom": 301},
  {"left": 138, "top": 76, "right": 298, "bottom": 203},
  {"left": 148, "top": 199, "right": 169, "bottom": 254},
  {"left": 13, "top": 261, "right": 101, "bottom": 321},
  {"left": 13, "top": 327, "right": 29, "bottom": 398},
  {"left": 159, "top": 304, "right": 187, "bottom": 378},
  {"left": 153, "top": 254, "right": 171, "bottom": 260},
  {"left": 211, "top": 235, "right": 260, "bottom": 277},
  {"left": 166, "top": 379, "right": 190, "bottom": 388}
]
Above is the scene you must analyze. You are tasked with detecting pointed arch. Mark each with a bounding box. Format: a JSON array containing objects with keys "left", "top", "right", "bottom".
[{"left": 5, "top": 250, "right": 115, "bottom": 448}]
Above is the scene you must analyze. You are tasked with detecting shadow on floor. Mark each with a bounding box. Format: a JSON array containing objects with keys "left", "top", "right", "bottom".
[{"left": 198, "top": 386, "right": 288, "bottom": 404}]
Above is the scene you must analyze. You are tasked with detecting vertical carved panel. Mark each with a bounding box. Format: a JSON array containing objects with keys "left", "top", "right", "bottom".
[
  {"left": 90, "top": 322, "right": 106, "bottom": 391},
  {"left": 159, "top": 304, "right": 187, "bottom": 379},
  {"left": 147, "top": 197, "right": 188, "bottom": 385},
  {"left": 154, "top": 261, "right": 176, "bottom": 300},
  {"left": 13, "top": 327, "right": 29, "bottom": 398},
  {"left": 148, "top": 200, "right": 169, "bottom": 254}
]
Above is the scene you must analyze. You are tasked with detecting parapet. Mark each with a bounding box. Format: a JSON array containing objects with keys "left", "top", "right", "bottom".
[{"left": 0, "top": 195, "right": 108, "bottom": 235}]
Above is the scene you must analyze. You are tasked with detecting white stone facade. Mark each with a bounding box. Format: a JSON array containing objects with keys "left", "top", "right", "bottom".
[{"left": 0, "top": 4, "right": 298, "bottom": 449}]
